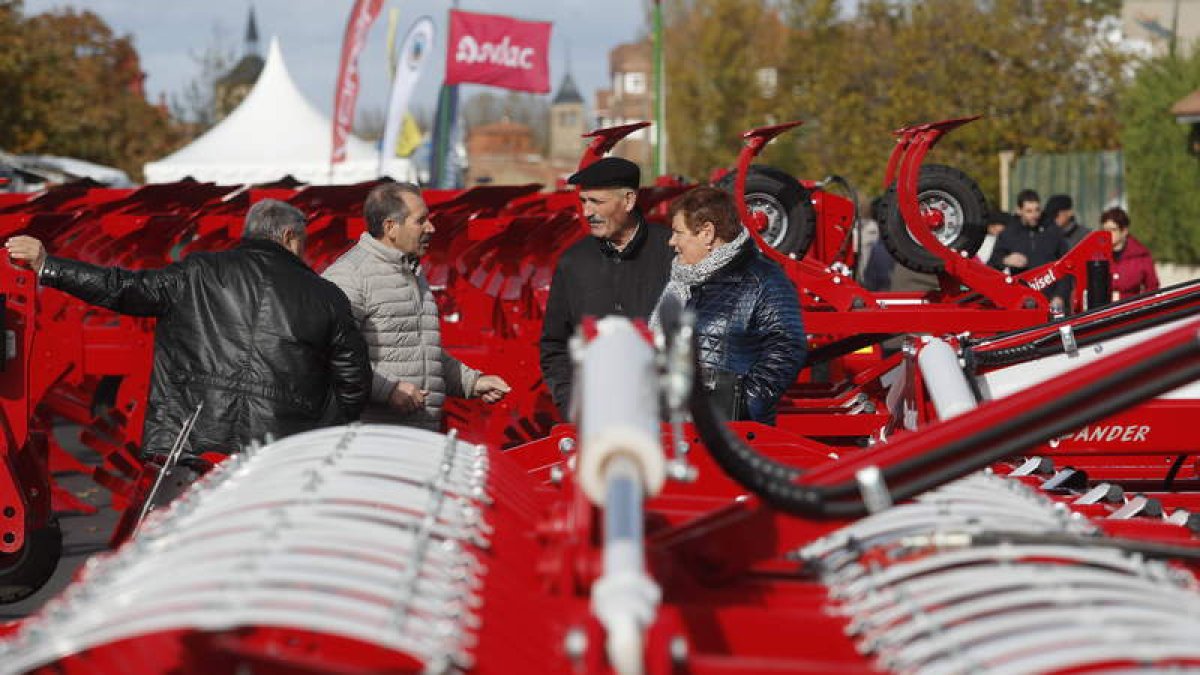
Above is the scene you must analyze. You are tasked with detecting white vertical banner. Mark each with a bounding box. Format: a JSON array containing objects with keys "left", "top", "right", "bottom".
[{"left": 379, "top": 17, "right": 436, "bottom": 177}]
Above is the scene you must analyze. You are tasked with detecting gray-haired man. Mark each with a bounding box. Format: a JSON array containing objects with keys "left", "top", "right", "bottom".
[{"left": 5, "top": 199, "right": 371, "bottom": 463}]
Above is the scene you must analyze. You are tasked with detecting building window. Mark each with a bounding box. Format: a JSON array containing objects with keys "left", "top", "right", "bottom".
[
  {"left": 559, "top": 111, "right": 577, "bottom": 127},
  {"left": 624, "top": 72, "right": 646, "bottom": 95}
]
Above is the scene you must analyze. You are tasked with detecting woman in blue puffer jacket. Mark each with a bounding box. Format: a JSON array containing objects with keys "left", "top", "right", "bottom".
[{"left": 650, "top": 186, "right": 806, "bottom": 425}]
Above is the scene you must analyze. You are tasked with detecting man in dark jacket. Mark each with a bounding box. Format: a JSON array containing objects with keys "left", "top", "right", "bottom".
[
  {"left": 5, "top": 199, "right": 370, "bottom": 462},
  {"left": 539, "top": 157, "right": 674, "bottom": 416},
  {"left": 988, "top": 188, "right": 1070, "bottom": 312},
  {"left": 1042, "top": 193, "right": 1090, "bottom": 250}
]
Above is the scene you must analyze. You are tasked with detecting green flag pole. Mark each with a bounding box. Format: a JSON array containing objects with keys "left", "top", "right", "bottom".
[{"left": 653, "top": 0, "right": 666, "bottom": 177}]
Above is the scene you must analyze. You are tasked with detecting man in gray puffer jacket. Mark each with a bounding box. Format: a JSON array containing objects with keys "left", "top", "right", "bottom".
[{"left": 323, "top": 182, "right": 510, "bottom": 431}]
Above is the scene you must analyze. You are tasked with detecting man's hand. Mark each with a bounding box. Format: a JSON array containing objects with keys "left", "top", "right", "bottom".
[
  {"left": 4, "top": 236, "right": 47, "bottom": 272},
  {"left": 388, "top": 382, "right": 427, "bottom": 414},
  {"left": 473, "top": 374, "right": 511, "bottom": 404},
  {"left": 1001, "top": 252, "right": 1028, "bottom": 269}
]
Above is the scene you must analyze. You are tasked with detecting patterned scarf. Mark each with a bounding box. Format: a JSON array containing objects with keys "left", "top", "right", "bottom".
[{"left": 649, "top": 228, "right": 750, "bottom": 331}]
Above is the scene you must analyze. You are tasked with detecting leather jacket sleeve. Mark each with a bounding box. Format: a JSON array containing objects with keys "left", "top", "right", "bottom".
[
  {"left": 327, "top": 292, "right": 371, "bottom": 422},
  {"left": 743, "top": 271, "right": 806, "bottom": 423},
  {"left": 40, "top": 256, "right": 185, "bottom": 317},
  {"left": 539, "top": 262, "right": 574, "bottom": 414}
]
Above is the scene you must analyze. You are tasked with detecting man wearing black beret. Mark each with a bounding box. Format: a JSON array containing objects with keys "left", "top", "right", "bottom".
[{"left": 539, "top": 156, "right": 673, "bottom": 417}]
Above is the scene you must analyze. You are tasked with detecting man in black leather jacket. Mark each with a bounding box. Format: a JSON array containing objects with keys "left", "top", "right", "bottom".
[{"left": 5, "top": 199, "right": 370, "bottom": 462}]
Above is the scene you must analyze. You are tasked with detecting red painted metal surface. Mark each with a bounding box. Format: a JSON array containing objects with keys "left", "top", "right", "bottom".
[{"left": 4, "top": 118, "right": 1200, "bottom": 674}]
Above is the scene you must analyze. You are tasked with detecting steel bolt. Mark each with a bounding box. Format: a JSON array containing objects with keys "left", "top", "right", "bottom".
[
  {"left": 558, "top": 437, "right": 576, "bottom": 454},
  {"left": 564, "top": 627, "right": 588, "bottom": 661},
  {"left": 549, "top": 465, "right": 564, "bottom": 485}
]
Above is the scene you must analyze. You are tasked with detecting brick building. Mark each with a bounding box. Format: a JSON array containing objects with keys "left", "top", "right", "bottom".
[{"left": 593, "top": 40, "right": 653, "bottom": 173}]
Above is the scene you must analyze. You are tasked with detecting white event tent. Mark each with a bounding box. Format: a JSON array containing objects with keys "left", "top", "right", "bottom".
[{"left": 145, "top": 38, "right": 415, "bottom": 185}]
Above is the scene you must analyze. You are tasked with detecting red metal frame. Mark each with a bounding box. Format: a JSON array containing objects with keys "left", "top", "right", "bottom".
[{"left": 7, "top": 116, "right": 1200, "bottom": 674}]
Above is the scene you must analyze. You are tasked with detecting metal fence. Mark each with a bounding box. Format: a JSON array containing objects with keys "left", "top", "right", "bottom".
[{"left": 1010, "top": 150, "right": 1124, "bottom": 231}]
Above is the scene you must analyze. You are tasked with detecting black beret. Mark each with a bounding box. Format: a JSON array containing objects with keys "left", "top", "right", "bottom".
[{"left": 567, "top": 157, "right": 640, "bottom": 190}]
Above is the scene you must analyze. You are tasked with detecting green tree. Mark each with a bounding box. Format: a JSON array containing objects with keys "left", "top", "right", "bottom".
[
  {"left": 662, "top": 0, "right": 1129, "bottom": 205},
  {"left": 0, "top": 2, "right": 184, "bottom": 181},
  {"left": 169, "top": 23, "right": 238, "bottom": 131},
  {"left": 663, "top": 0, "right": 787, "bottom": 179},
  {"left": 1119, "top": 45, "right": 1200, "bottom": 263}
]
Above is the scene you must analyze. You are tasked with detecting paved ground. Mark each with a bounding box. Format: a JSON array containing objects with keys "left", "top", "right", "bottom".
[{"left": 0, "top": 425, "right": 119, "bottom": 623}]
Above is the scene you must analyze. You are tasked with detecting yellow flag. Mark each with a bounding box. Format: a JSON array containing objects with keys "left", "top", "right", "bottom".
[{"left": 395, "top": 113, "right": 423, "bottom": 158}]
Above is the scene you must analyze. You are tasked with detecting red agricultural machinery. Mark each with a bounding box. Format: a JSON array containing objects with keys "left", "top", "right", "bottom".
[{"left": 3, "top": 117, "right": 1200, "bottom": 674}]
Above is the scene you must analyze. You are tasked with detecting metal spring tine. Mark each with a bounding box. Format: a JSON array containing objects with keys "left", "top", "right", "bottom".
[
  {"left": 388, "top": 430, "right": 462, "bottom": 635},
  {"left": 86, "top": 542, "right": 486, "bottom": 607},
  {"left": 800, "top": 487, "right": 1076, "bottom": 563},
  {"left": 135, "top": 401, "right": 205, "bottom": 531},
  {"left": 971, "top": 638, "right": 1200, "bottom": 675},
  {"left": 809, "top": 507, "right": 1072, "bottom": 569},
  {"left": 58, "top": 579, "right": 482, "bottom": 639},
  {"left": 901, "top": 614, "right": 1200, "bottom": 675},
  {"left": 850, "top": 564, "right": 1193, "bottom": 631},
  {"left": 862, "top": 583, "right": 1200, "bottom": 654},
  {"left": 21, "top": 601, "right": 469, "bottom": 673},
  {"left": 836, "top": 544, "right": 1176, "bottom": 602},
  {"left": 171, "top": 484, "right": 485, "bottom": 531},
  {"left": 840, "top": 553, "right": 1188, "bottom": 616},
  {"left": 3, "top": 425, "right": 492, "bottom": 675}
]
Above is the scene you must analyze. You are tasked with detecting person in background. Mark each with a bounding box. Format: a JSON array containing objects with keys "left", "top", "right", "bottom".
[
  {"left": 976, "top": 211, "right": 1014, "bottom": 265},
  {"left": 857, "top": 199, "right": 895, "bottom": 292},
  {"left": 323, "top": 182, "right": 510, "bottom": 431},
  {"left": 649, "top": 186, "right": 806, "bottom": 425},
  {"left": 1100, "top": 206, "right": 1159, "bottom": 299},
  {"left": 539, "top": 157, "right": 673, "bottom": 417},
  {"left": 1043, "top": 193, "right": 1090, "bottom": 250},
  {"left": 5, "top": 200, "right": 370, "bottom": 462},
  {"left": 989, "top": 188, "right": 1070, "bottom": 313}
]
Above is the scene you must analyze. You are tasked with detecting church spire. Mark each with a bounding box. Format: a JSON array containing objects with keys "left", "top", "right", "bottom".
[
  {"left": 245, "top": 5, "right": 260, "bottom": 57},
  {"left": 552, "top": 43, "right": 582, "bottom": 105}
]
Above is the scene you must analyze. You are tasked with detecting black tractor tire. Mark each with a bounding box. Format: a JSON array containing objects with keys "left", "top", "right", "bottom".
[
  {"left": 716, "top": 165, "right": 817, "bottom": 257},
  {"left": 0, "top": 519, "right": 63, "bottom": 603},
  {"left": 878, "top": 164, "right": 988, "bottom": 274}
]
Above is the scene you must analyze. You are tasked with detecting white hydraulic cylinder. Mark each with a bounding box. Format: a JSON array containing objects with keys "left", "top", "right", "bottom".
[
  {"left": 574, "top": 318, "right": 665, "bottom": 675},
  {"left": 576, "top": 317, "right": 666, "bottom": 504},
  {"left": 917, "top": 338, "right": 978, "bottom": 421}
]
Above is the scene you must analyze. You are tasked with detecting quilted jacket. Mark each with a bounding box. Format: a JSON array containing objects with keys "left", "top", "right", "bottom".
[
  {"left": 323, "top": 232, "right": 479, "bottom": 431},
  {"left": 40, "top": 239, "right": 370, "bottom": 459},
  {"left": 688, "top": 241, "right": 807, "bottom": 425}
]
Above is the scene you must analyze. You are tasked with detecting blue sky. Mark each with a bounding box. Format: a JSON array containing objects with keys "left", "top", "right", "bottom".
[{"left": 23, "top": 0, "right": 650, "bottom": 119}]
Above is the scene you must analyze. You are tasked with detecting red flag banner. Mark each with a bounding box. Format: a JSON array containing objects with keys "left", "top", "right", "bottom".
[
  {"left": 331, "top": 0, "right": 385, "bottom": 166},
  {"left": 446, "top": 10, "right": 551, "bottom": 93}
]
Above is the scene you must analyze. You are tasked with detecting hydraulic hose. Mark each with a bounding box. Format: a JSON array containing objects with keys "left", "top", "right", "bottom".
[
  {"left": 968, "top": 280, "right": 1200, "bottom": 369},
  {"left": 673, "top": 305, "right": 1200, "bottom": 520}
]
